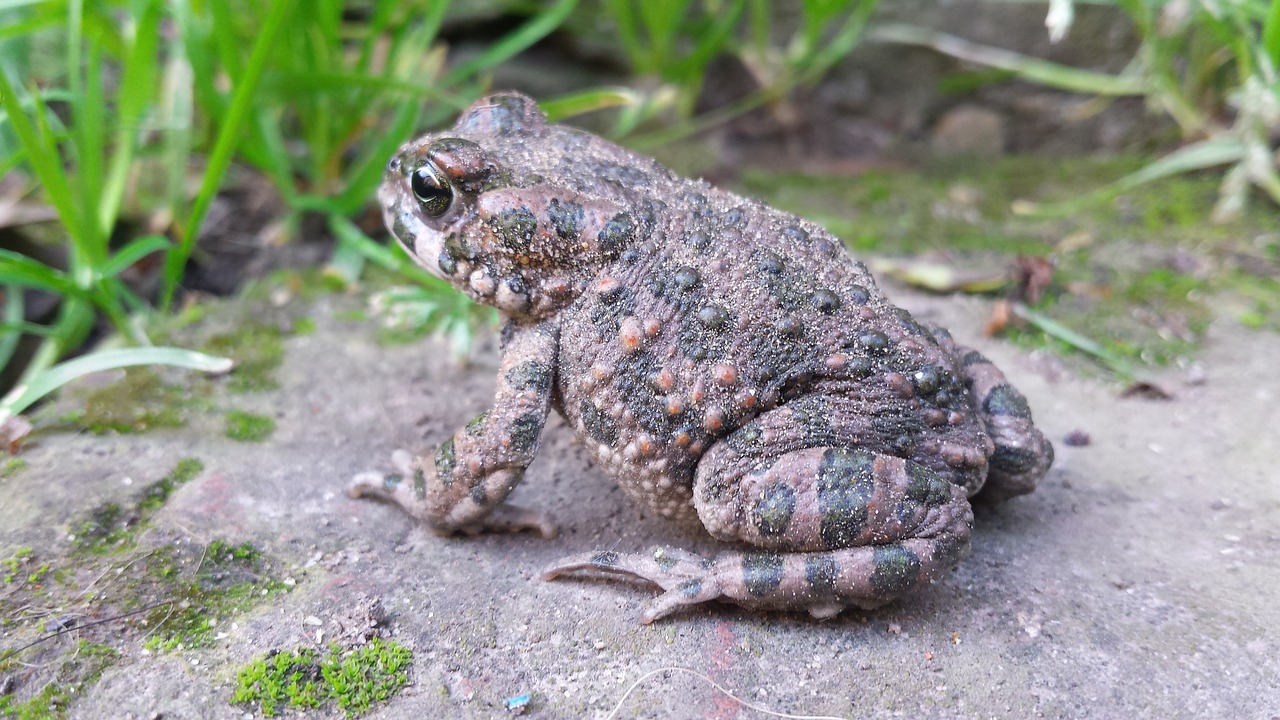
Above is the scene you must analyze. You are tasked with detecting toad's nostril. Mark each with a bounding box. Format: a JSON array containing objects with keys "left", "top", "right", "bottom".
[{"left": 387, "top": 155, "right": 402, "bottom": 173}]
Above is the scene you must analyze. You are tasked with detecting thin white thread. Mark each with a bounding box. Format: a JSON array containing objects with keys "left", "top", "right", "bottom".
[{"left": 602, "top": 666, "right": 847, "bottom": 720}]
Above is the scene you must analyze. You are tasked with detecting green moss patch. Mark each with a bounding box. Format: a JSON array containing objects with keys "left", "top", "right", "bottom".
[
  {"left": 204, "top": 324, "right": 285, "bottom": 393},
  {"left": 0, "top": 536, "right": 289, "bottom": 719},
  {"left": 140, "top": 539, "right": 289, "bottom": 652},
  {"left": 67, "top": 368, "right": 192, "bottom": 434},
  {"left": 1, "top": 457, "right": 27, "bottom": 479},
  {"left": 224, "top": 410, "right": 275, "bottom": 442},
  {"left": 0, "top": 641, "right": 118, "bottom": 720},
  {"left": 232, "top": 638, "right": 413, "bottom": 718},
  {"left": 71, "top": 457, "right": 204, "bottom": 554}
]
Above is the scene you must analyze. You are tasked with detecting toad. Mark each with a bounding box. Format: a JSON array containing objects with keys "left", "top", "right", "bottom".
[{"left": 349, "top": 92, "right": 1053, "bottom": 623}]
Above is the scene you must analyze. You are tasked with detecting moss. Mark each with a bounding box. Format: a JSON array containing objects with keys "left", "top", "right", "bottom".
[
  {"left": 224, "top": 410, "right": 275, "bottom": 442},
  {"left": 141, "top": 539, "right": 289, "bottom": 652},
  {"left": 72, "top": 368, "right": 189, "bottom": 434},
  {"left": 204, "top": 324, "right": 285, "bottom": 393},
  {"left": 2, "top": 547, "right": 34, "bottom": 584},
  {"left": 291, "top": 316, "right": 316, "bottom": 335},
  {"left": 1, "top": 457, "right": 26, "bottom": 479},
  {"left": 136, "top": 457, "right": 204, "bottom": 513},
  {"left": 71, "top": 457, "right": 204, "bottom": 554},
  {"left": 232, "top": 639, "right": 413, "bottom": 718},
  {"left": 0, "top": 640, "right": 118, "bottom": 719}
]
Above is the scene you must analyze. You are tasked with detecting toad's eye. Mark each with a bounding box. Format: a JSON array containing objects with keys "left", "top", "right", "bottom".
[{"left": 410, "top": 163, "right": 453, "bottom": 218}]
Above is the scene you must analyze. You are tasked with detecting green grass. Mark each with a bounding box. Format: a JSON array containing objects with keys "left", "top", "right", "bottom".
[{"left": 232, "top": 638, "right": 413, "bottom": 718}]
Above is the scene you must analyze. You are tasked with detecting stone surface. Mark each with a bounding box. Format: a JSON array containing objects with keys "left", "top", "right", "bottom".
[{"left": 2, "top": 285, "right": 1278, "bottom": 719}]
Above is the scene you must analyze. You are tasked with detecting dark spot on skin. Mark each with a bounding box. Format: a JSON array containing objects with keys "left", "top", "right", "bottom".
[
  {"left": 509, "top": 412, "right": 542, "bottom": 453},
  {"left": 580, "top": 400, "right": 618, "bottom": 446},
  {"left": 775, "top": 316, "right": 803, "bottom": 337},
  {"left": 684, "top": 231, "right": 711, "bottom": 252},
  {"left": 912, "top": 365, "right": 943, "bottom": 396},
  {"left": 590, "top": 287, "right": 636, "bottom": 336},
  {"left": 813, "top": 289, "right": 841, "bottom": 314},
  {"left": 437, "top": 250, "right": 458, "bottom": 276},
  {"left": 504, "top": 275, "right": 527, "bottom": 296},
  {"left": 991, "top": 445, "right": 1042, "bottom": 475},
  {"left": 726, "top": 424, "right": 762, "bottom": 453},
  {"left": 489, "top": 207, "right": 538, "bottom": 248},
  {"left": 813, "top": 237, "right": 839, "bottom": 256},
  {"left": 506, "top": 361, "right": 552, "bottom": 393},
  {"left": 613, "top": 352, "right": 677, "bottom": 436},
  {"left": 846, "top": 285, "right": 870, "bottom": 305},
  {"left": 443, "top": 232, "right": 478, "bottom": 261},
  {"left": 673, "top": 266, "right": 702, "bottom": 291},
  {"left": 723, "top": 208, "right": 746, "bottom": 227},
  {"left": 859, "top": 330, "right": 890, "bottom": 355},
  {"left": 597, "top": 213, "right": 636, "bottom": 257},
  {"left": 742, "top": 553, "right": 784, "bottom": 596},
  {"left": 547, "top": 198, "right": 584, "bottom": 240},
  {"left": 892, "top": 434, "right": 915, "bottom": 455},
  {"left": 983, "top": 384, "right": 1033, "bottom": 419},
  {"left": 781, "top": 225, "right": 809, "bottom": 244},
  {"left": 961, "top": 350, "right": 989, "bottom": 367},
  {"left": 382, "top": 473, "right": 403, "bottom": 492},
  {"left": 470, "top": 482, "right": 488, "bottom": 506},
  {"left": 751, "top": 482, "right": 797, "bottom": 537},
  {"left": 655, "top": 552, "right": 679, "bottom": 570},
  {"left": 697, "top": 303, "right": 728, "bottom": 329},
  {"left": 434, "top": 437, "right": 456, "bottom": 484},
  {"left": 466, "top": 411, "right": 489, "bottom": 434},
  {"left": 817, "top": 448, "right": 876, "bottom": 549},
  {"left": 758, "top": 251, "right": 785, "bottom": 275},
  {"left": 413, "top": 468, "right": 426, "bottom": 500},
  {"left": 870, "top": 544, "right": 921, "bottom": 597},
  {"left": 847, "top": 357, "right": 873, "bottom": 378},
  {"left": 805, "top": 554, "right": 838, "bottom": 593},
  {"left": 679, "top": 578, "right": 703, "bottom": 598},
  {"left": 590, "top": 551, "right": 619, "bottom": 566},
  {"left": 905, "top": 461, "right": 953, "bottom": 505}
]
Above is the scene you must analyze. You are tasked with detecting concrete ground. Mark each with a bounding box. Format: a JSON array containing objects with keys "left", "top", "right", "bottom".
[{"left": 2, "top": 284, "right": 1278, "bottom": 720}]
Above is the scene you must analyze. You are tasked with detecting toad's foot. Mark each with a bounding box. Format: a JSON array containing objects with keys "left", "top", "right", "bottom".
[
  {"left": 348, "top": 450, "right": 557, "bottom": 538},
  {"left": 542, "top": 540, "right": 954, "bottom": 624}
]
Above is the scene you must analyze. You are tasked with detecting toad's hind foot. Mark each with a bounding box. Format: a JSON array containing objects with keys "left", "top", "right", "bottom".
[{"left": 542, "top": 538, "right": 964, "bottom": 623}]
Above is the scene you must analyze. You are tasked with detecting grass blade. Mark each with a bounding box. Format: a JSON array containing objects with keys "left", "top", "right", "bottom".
[
  {"left": 443, "top": 0, "right": 577, "bottom": 86},
  {"left": 162, "top": 0, "right": 295, "bottom": 311},
  {"left": 99, "top": 235, "right": 172, "bottom": 280},
  {"left": 869, "top": 23, "right": 1147, "bottom": 96},
  {"left": 0, "top": 346, "right": 234, "bottom": 423},
  {"left": 1013, "top": 136, "right": 1247, "bottom": 216},
  {"left": 0, "top": 283, "right": 22, "bottom": 371},
  {"left": 540, "top": 88, "right": 638, "bottom": 122},
  {"left": 0, "top": 249, "right": 90, "bottom": 300}
]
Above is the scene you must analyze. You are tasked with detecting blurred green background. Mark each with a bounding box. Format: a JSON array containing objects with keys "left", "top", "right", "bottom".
[{"left": 1, "top": 0, "right": 1278, "bottom": 425}]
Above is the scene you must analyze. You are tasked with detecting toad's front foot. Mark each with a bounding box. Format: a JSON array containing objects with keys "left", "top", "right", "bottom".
[
  {"left": 543, "top": 537, "right": 963, "bottom": 624},
  {"left": 348, "top": 450, "right": 558, "bottom": 538}
]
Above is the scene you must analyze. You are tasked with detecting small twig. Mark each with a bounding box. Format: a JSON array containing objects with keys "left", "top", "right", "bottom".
[
  {"left": 0, "top": 600, "right": 173, "bottom": 665},
  {"left": 602, "top": 666, "right": 847, "bottom": 720}
]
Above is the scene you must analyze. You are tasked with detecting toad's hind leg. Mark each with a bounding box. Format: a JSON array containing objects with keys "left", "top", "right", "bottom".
[
  {"left": 544, "top": 440, "right": 973, "bottom": 622},
  {"left": 954, "top": 345, "right": 1054, "bottom": 502}
]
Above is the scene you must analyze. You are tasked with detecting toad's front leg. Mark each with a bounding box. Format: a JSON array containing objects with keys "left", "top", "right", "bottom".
[{"left": 348, "top": 320, "right": 559, "bottom": 537}]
